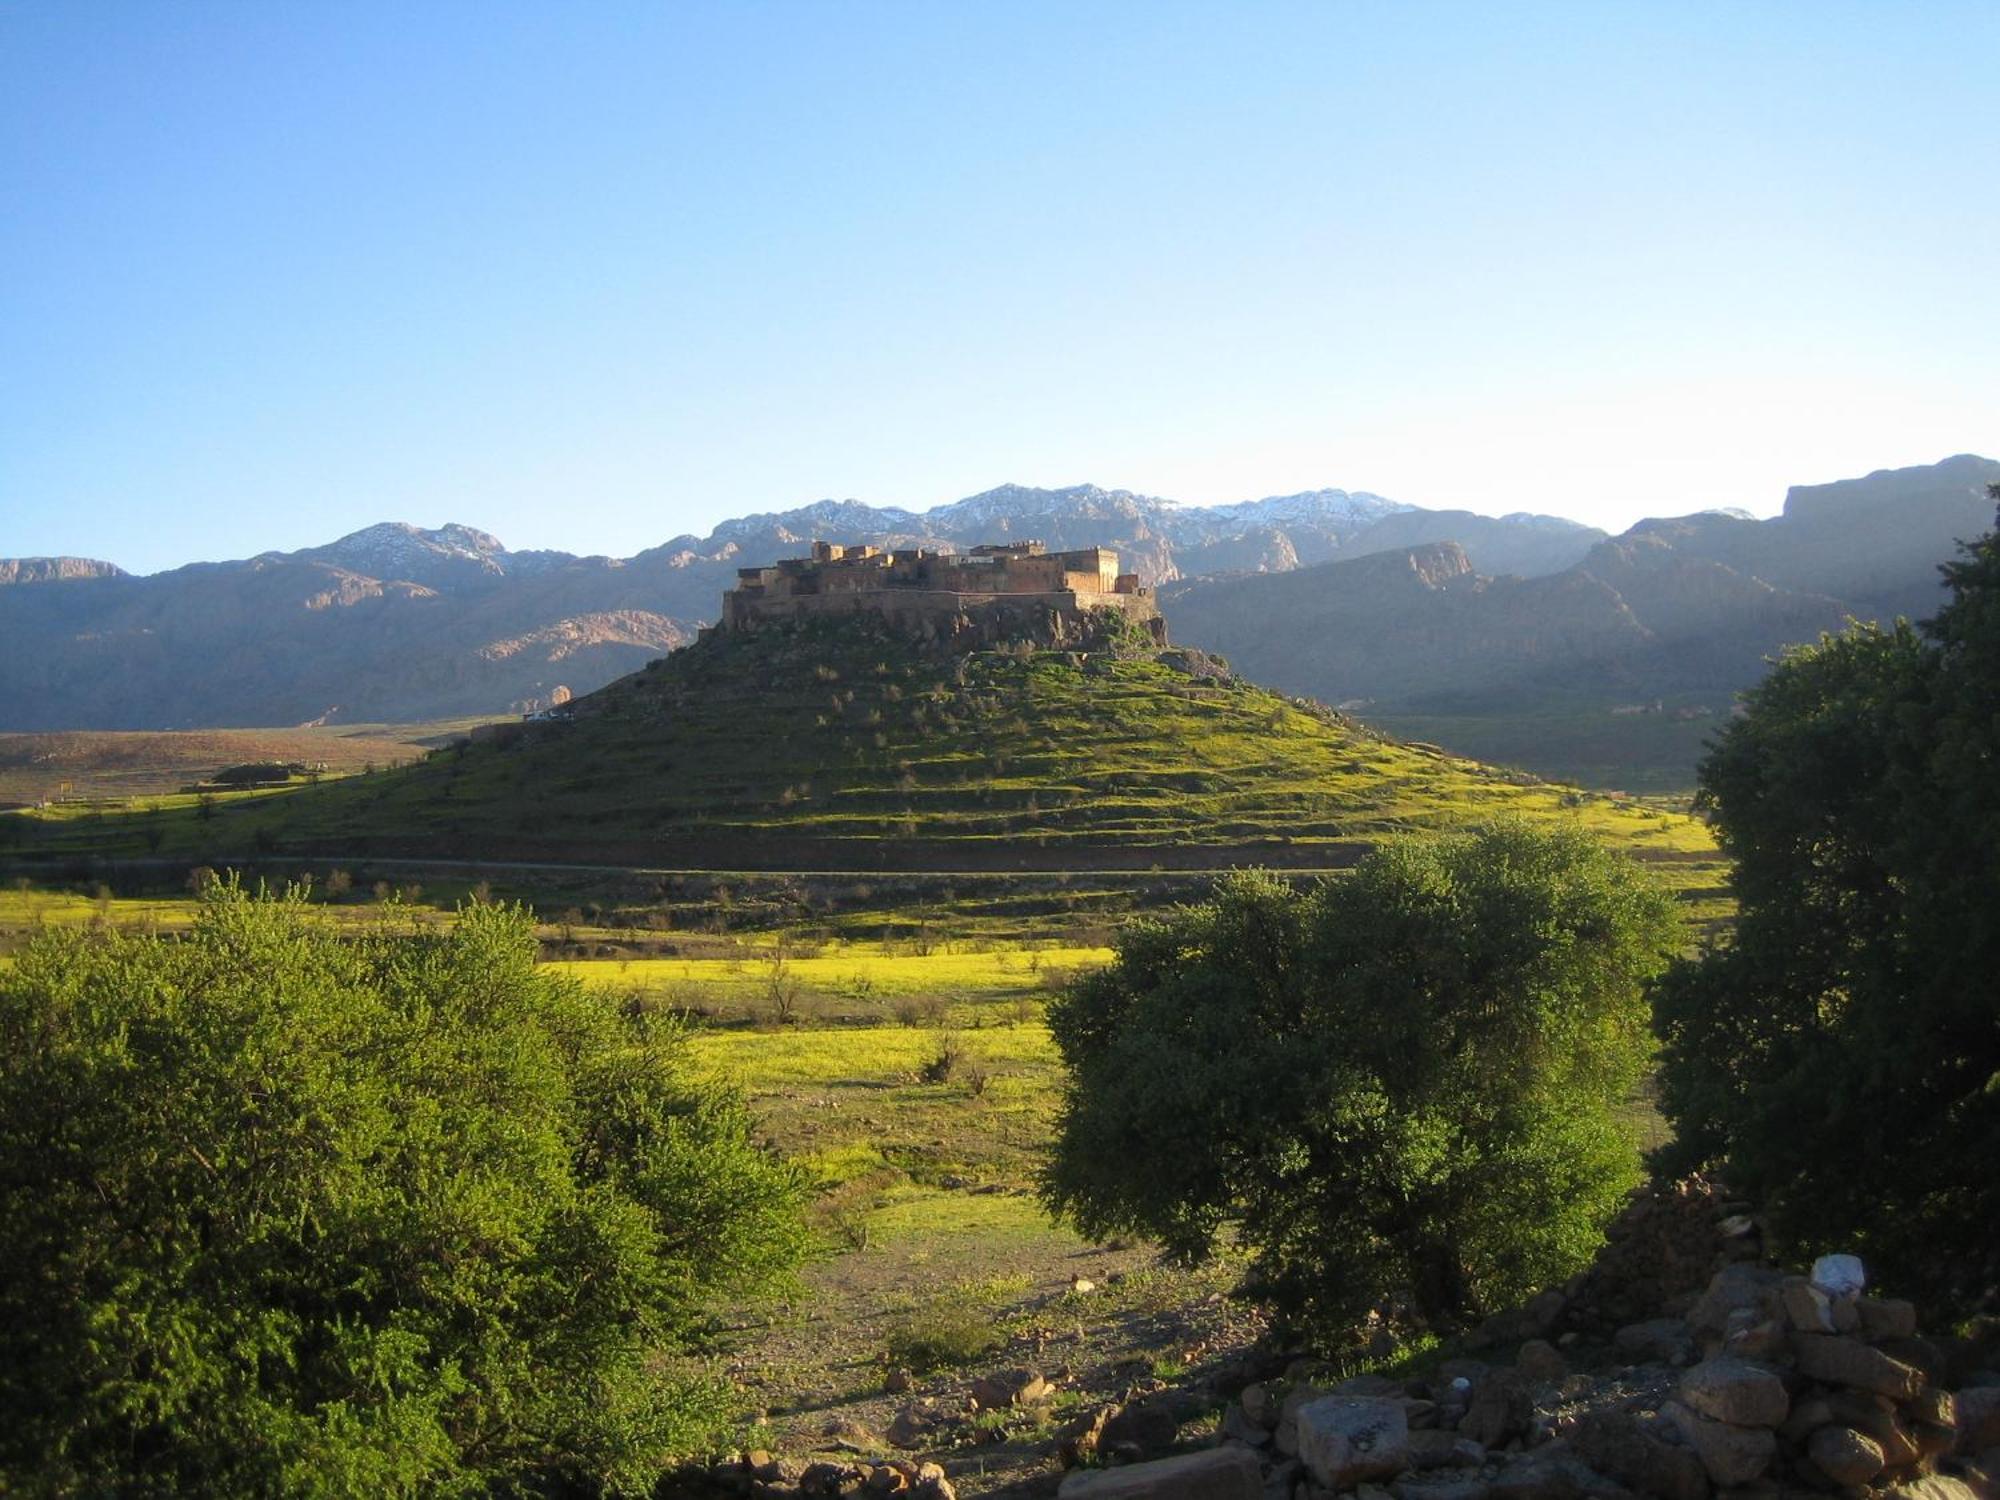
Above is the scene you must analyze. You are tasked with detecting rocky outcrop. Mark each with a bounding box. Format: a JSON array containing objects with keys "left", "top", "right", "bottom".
[{"left": 0, "top": 556, "right": 125, "bottom": 585}]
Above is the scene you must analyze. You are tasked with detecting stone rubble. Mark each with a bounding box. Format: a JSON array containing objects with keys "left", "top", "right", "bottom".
[
  {"left": 1163, "top": 1191, "right": 1999, "bottom": 1500},
  {"left": 674, "top": 1178, "right": 1999, "bottom": 1500}
]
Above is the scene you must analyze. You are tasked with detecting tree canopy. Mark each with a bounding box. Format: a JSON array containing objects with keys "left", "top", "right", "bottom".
[
  {"left": 0, "top": 883, "right": 809, "bottom": 1497},
  {"left": 1041, "top": 824, "right": 1681, "bottom": 1337},
  {"left": 1654, "top": 494, "right": 2000, "bottom": 1311}
]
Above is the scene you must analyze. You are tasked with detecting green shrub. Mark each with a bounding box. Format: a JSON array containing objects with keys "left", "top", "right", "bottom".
[
  {"left": 1654, "top": 496, "right": 2000, "bottom": 1311},
  {"left": 883, "top": 1303, "right": 1003, "bottom": 1373},
  {"left": 0, "top": 881, "right": 810, "bottom": 1496},
  {"left": 1041, "top": 825, "right": 1679, "bottom": 1338}
]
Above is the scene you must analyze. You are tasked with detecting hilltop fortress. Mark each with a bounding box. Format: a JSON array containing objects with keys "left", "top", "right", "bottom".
[{"left": 719, "top": 540, "right": 1166, "bottom": 648}]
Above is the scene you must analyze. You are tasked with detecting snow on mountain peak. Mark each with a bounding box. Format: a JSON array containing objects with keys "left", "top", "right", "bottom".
[{"left": 281, "top": 521, "right": 525, "bottom": 585}]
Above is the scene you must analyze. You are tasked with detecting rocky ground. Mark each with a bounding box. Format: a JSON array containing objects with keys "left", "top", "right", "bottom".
[{"left": 669, "top": 1178, "right": 2000, "bottom": 1500}]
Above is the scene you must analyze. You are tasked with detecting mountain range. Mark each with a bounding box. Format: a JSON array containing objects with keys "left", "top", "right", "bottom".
[
  {"left": 0, "top": 484, "right": 1601, "bottom": 730},
  {"left": 1164, "top": 454, "right": 1999, "bottom": 784},
  {"left": 2, "top": 456, "right": 1994, "bottom": 788}
]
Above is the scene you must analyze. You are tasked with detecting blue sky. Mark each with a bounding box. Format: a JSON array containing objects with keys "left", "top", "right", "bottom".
[{"left": 3, "top": 1, "right": 1996, "bottom": 574}]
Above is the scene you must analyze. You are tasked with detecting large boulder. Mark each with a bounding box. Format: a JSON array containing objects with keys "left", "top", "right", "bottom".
[
  {"left": 1461, "top": 1372, "right": 1533, "bottom": 1450},
  {"left": 1102, "top": 1398, "right": 1189, "bottom": 1461},
  {"left": 1677, "top": 1357, "right": 1788, "bottom": 1428},
  {"left": 1806, "top": 1425, "right": 1886, "bottom": 1487},
  {"left": 1688, "top": 1265, "right": 1783, "bottom": 1342},
  {"left": 1777, "top": 1277, "right": 1837, "bottom": 1334},
  {"left": 1665, "top": 1401, "right": 1776, "bottom": 1488},
  {"left": 1883, "top": 1479, "right": 1984, "bottom": 1500},
  {"left": 971, "top": 1367, "right": 1050, "bottom": 1409},
  {"left": 1792, "top": 1334, "right": 1925, "bottom": 1399},
  {"left": 1809, "top": 1254, "right": 1867, "bottom": 1299},
  {"left": 1272, "top": 1385, "right": 1328, "bottom": 1457},
  {"left": 1957, "top": 1386, "right": 2000, "bottom": 1455},
  {"left": 1826, "top": 1391, "right": 1921, "bottom": 1467},
  {"left": 1295, "top": 1397, "right": 1411, "bottom": 1490},
  {"left": 1057, "top": 1447, "right": 1263, "bottom": 1500},
  {"left": 1857, "top": 1298, "right": 1919, "bottom": 1340},
  {"left": 1516, "top": 1341, "right": 1569, "bottom": 1386}
]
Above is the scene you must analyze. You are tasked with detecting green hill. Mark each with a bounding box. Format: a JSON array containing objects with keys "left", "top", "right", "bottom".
[{"left": 7, "top": 615, "right": 1721, "bottom": 894}]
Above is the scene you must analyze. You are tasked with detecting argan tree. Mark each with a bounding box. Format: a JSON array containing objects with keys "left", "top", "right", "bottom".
[
  {"left": 1042, "top": 825, "right": 1680, "bottom": 1337},
  {"left": 1654, "top": 494, "right": 2000, "bottom": 1310},
  {"left": 0, "top": 882, "right": 809, "bottom": 1497}
]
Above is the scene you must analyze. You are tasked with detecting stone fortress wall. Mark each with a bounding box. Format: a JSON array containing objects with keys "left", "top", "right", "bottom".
[{"left": 719, "top": 540, "right": 1165, "bottom": 645}]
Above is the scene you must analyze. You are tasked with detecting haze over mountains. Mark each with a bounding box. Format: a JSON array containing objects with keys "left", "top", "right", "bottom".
[
  {"left": 1170, "top": 454, "right": 2000, "bottom": 704},
  {"left": 2, "top": 456, "right": 1994, "bottom": 788}
]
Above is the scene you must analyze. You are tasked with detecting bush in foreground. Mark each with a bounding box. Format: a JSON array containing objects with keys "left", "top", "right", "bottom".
[
  {"left": 0, "top": 883, "right": 809, "bottom": 1497},
  {"left": 1041, "top": 825, "right": 1680, "bottom": 1338},
  {"left": 1654, "top": 496, "right": 2000, "bottom": 1312}
]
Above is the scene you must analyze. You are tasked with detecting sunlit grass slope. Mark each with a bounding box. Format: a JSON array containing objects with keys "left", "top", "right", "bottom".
[
  {"left": 3, "top": 615, "right": 1722, "bottom": 902},
  {"left": 546, "top": 945, "right": 1111, "bottom": 1001}
]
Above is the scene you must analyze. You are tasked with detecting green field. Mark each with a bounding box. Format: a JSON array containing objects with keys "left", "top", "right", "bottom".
[
  {"left": 0, "top": 874, "right": 1685, "bottom": 1485},
  {"left": 550, "top": 945, "right": 1111, "bottom": 997},
  {"left": 552, "top": 943, "right": 1111, "bottom": 1028}
]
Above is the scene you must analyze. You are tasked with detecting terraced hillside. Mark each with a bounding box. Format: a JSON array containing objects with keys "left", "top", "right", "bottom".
[{"left": 7, "top": 616, "right": 1722, "bottom": 909}]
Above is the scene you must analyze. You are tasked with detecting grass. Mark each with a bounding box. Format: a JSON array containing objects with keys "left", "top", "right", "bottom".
[
  {"left": 549, "top": 945, "right": 1110, "bottom": 1000},
  {"left": 689, "top": 1020, "right": 1057, "bottom": 1092},
  {"left": 0, "top": 887, "right": 200, "bottom": 931},
  {"left": 0, "top": 618, "right": 1732, "bottom": 936},
  {"left": 680, "top": 1012, "right": 1072, "bottom": 1285},
  {"left": 549, "top": 943, "right": 1109, "bottom": 1026},
  {"left": 883, "top": 1302, "right": 1006, "bottom": 1373}
]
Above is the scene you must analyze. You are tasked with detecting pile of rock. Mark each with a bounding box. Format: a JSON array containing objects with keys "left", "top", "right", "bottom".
[
  {"left": 1056, "top": 1255, "right": 1997, "bottom": 1500},
  {"left": 1654, "top": 1252, "right": 1997, "bottom": 1496},
  {"left": 699, "top": 1450, "right": 959, "bottom": 1500},
  {"left": 1481, "top": 1176, "right": 1756, "bottom": 1346}
]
